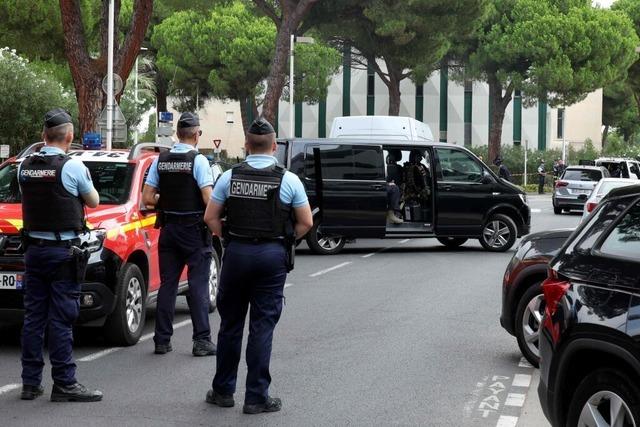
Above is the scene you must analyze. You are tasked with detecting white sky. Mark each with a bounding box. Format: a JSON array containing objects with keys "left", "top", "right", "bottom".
[{"left": 593, "top": 0, "right": 616, "bottom": 7}]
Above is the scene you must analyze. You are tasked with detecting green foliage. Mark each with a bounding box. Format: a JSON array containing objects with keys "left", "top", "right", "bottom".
[
  {"left": 0, "top": 48, "right": 77, "bottom": 154},
  {"left": 141, "top": 113, "right": 157, "bottom": 143},
  {"left": 287, "top": 42, "right": 342, "bottom": 104},
  {"left": 603, "top": 81, "right": 640, "bottom": 142}
]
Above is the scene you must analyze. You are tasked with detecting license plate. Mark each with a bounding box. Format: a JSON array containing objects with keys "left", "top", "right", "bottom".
[
  {"left": 572, "top": 189, "right": 591, "bottom": 194},
  {"left": 0, "top": 273, "right": 23, "bottom": 290}
]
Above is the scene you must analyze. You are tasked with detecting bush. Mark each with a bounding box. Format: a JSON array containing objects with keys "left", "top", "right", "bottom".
[{"left": 0, "top": 47, "right": 77, "bottom": 156}]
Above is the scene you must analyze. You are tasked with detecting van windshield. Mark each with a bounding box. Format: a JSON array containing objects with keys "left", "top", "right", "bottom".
[{"left": 0, "top": 161, "right": 135, "bottom": 205}]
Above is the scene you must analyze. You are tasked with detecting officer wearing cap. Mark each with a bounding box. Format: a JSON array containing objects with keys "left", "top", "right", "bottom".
[
  {"left": 19, "top": 108, "right": 102, "bottom": 402},
  {"left": 142, "top": 112, "right": 217, "bottom": 357},
  {"left": 203, "top": 118, "right": 313, "bottom": 414}
]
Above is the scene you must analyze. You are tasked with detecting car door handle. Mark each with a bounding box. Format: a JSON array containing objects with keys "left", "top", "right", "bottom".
[
  {"left": 370, "top": 184, "right": 385, "bottom": 190},
  {"left": 442, "top": 185, "right": 453, "bottom": 191}
]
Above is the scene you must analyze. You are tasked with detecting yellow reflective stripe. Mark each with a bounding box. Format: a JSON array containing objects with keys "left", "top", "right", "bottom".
[
  {"left": 105, "top": 215, "right": 156, "bottom": 240},
  {"left": 6, "top": 219, "right": 23, "bottom": 229}
]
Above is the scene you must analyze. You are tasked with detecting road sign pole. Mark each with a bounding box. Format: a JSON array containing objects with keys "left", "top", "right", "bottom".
[
  {"left": 289, "top": 34, "right": 294, "bottom": 139},
  {"left": 106, "top": 0, "right": 115, "bottom": 151}
]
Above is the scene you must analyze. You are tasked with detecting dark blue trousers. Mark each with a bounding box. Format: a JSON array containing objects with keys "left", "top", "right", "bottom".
[
  {"left": 21, "top": 245, "right": 79, "bottom": 386},
  {"left": 154, "top": 222, "right": 212, "bottom": 345},
  {"left": 212, "top": 241, "right": 287, "bottom": 405}
]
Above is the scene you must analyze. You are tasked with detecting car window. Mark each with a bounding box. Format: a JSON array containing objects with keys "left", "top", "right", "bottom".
[
  {"left": 576, "top": 198, "right": 632, "bottom": 251},
  {"left": 598, "top": 200, "right": 640, "bottom": 259},
  {"left": 88, "top": 162, "right": 135, "bottom": 205},
  {"left": 275, "top": 142, "right": 287, "bottom": 166},
  {"left": 305, "top": 145, "right": 384, "bottom": 181},
  {"left": 562, "top": 169, "right": 602, "bottom": 181},
  {"left": 436, "top": 148, "right": 483, "bottom": 183},
  {"left": 599, "top": 161, "right": 629, "bottom": 179}
]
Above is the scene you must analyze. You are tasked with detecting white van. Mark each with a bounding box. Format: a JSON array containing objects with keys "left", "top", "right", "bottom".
[
  {"left": 595, "top": 157, "right": 640, "bottom": 180},
  {"left": 329, "top": 116, "right": 434, "bottom": 141}
]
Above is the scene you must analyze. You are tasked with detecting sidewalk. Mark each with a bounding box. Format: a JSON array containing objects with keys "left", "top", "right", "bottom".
[{"left": 517, "top": 370, "right": 550, "bottom": 426}]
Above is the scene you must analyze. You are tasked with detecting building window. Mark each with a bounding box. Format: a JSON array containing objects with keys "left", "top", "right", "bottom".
[{"left": 557, "top": 108, "right": 564, "bottom": 139}]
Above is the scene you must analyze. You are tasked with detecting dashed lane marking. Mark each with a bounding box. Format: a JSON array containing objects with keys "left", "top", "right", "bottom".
[
  {"left": 518, "top": 357, "right": 534, "bottom": 368},
  {"left": 284, "top": 283, "right": 293, "bottom": 288},
  {"left": 0, "top": 384, "right": 20, "bottom": 395},
  {"left": 362, "top": 252, "right": 376, "bottom": 258},
  {"left": 530, "top": 208, "right": 542, "bottom": 213},
  {"left": 399, "top": 239, "right": 411, "bottom": 244},
  {"left": 496, "top": 415, "right": 519, "bottom": 427},
  {"left": 139, "top": 319, "right": 192, "bottom": 343},
  {"left": 512, "top": 374, "right": 532, "bottom": 388},
  {"left": 309, "top": 262, "right": 352, "bottom": 277},
  {"left": 504, "top": 393, "right": 526, "bottom": 407}
]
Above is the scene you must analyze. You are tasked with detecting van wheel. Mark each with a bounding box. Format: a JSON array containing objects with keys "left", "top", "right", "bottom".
[
  {"left": 567, "top": 369, "right": 640, "bottom": 427},
  {"left": 306, "top": 223, "right": 345, "bottom": 255},
  {"left": 436, "top": 237, "right": 467, "bottom": 248},
  {"left": 208, "top": 251, "right": 220, "bottom": 313},
  {"left": 104, "top": 263, "right": 146, "bottom": 346},
  {"left": 479, "top": 214, "right": 517, "bottom": 252},
  {"left": 515, "top": 283, "right": 544, "bottom": 368},
  {"left": 553, "top": 204, "right": 562, "bottom": 214}
]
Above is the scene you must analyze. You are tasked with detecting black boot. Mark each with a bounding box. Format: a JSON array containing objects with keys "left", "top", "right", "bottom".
[
  {"left": 205, "top": 389, "right": 234, "bottom": 407},
  {"left": 154, "top": 343, "right": 173, "bottom": 355},
  {"left": 192, "top": 340, "right": 216, "bottom": 357},
  {"left": 50, "top": 383, "right": 103, "bottom": 402},
  {"left": 243, "top": 396, "right": 282, "bottom": 414},
  {"left": 20, "top": 384, "right": 44, "bottom": 400}
]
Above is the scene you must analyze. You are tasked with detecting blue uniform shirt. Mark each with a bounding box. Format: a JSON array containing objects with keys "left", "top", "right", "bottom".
[
  {"left": 145, "top": 142, "right": 214, "bottom": 214},
  {"left": 19, "top": 146, "right": 96, "bottom": 240},
  {"left": 212, "top": 154, "right": 308, "bottom": 208}
]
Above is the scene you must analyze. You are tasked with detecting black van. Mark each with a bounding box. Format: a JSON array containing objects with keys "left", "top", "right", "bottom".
[{"left": 276, "top": 139, "right": 530, "bottom": 255}]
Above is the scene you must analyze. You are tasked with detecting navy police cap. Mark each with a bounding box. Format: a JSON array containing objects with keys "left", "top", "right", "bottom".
[
  {"left": 248, "top": 117, "right": 275, "bottom": 135},
  {"left": 44, "top": 108, "right": 72, "bottom": 129},
  {"left": 177, "top": 112, "right": 200, "bottom": 128}
]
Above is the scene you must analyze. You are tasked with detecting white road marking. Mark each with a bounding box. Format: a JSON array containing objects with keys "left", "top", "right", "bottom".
[
  {"left": 0, "top": 384, "right": 20, "bottom": 395},
  {"left": 362, "top": 252, "right": 376, "bottom": 258},
  {"left": 309, "top": 262, "right": 352, "bottom": 277},
  {"left": 399, "top": 239, "right": 411, "bottom": 244},
  {"left": 504, "top": 393, "right": 526, "bottom": 407},
  {"left": 284, "top": 283, "right": 293, "bottom": 288},
  {"left": 518, "top": 357, "right": 534, "bottom": 368},
  {"left": 530, "top": 208, "right": 542, "bottom": 213},
  {"left": 512, "top": 374, "right": 532, "bottom": 388},
  {"left": 496, "top": 415, "right": 519, "bottom": 427}
]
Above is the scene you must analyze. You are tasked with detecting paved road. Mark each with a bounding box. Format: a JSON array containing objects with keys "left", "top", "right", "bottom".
[{"left": 0, "top": 194, "right": 577, "bottom": 426}]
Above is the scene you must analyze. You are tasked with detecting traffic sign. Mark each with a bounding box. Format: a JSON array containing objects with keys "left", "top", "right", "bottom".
[
  {"left": 213, "top": 139, "right": 222, "bottom": 149},
  {"left": 0, "top": 145, "right": 9, "bottom": 158}
]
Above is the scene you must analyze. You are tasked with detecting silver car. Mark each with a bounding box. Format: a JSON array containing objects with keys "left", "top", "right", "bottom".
[
  {"left": 552, "top": 166, "right": 610, "bottom": 214},
  {"left": 581, "top": 178, "right": 637, "bottom": 221}
]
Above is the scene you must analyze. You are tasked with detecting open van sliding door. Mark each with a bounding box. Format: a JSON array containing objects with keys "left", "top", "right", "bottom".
[{"left": 304, "top": 144, "right": 387, "bottom": 238}]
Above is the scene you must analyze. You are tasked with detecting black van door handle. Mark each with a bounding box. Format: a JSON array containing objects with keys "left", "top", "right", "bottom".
[
  {"left": 370, "top": 184, "right": 384, "bottom": 190},
  {"left": 442, "top": 185, "right": 453, "bottom": 191}
]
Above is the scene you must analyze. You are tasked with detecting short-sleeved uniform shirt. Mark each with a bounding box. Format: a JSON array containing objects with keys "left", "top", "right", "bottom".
[
  {"left": 18, "top": 146, "right": 96, "bottom": 241},
  {"left": 212, "top": 154, "right": 308, "bottom": 208},
  {"left": 145, "top": 142, "right": 214, "bottom": 214}
]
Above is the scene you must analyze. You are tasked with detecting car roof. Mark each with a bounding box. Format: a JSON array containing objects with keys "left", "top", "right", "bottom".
[
  {"left": 596, "top": 157, "right": 636, "bottom": 162},
  {"left": 598, "top": 177, "right": 634, "bottom": 183},
  {"left": 564, "top": 165, "right": 605, "bottom": 170},
  {"left": 605, "top": 183, "right": 640, "bottom": 199}
]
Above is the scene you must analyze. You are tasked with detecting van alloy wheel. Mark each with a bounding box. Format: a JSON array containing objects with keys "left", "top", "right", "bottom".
[
  {"left": 306, "top": 222, "right": 346, "bottom": 255},
  {"left": 578, "top": 391, "right": 636, "bottom": 427},
  {"left": 317, "top": 231, "right": 344, "bottom": 251},
  {"left": 483, "top": 220, "right": 511, "bottom": 249},
  {"left": 521, "top": 294, "right": 544, "bottom": 360},
  {"left": 125, "top": 277, "right": 143, "bottom": 334}
]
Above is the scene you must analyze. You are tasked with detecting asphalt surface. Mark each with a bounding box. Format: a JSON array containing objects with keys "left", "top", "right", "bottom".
[{"left": 0, "top": 194, "right": 578, "bottom": 426}]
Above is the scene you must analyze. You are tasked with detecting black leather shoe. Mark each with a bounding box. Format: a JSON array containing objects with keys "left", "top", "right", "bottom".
[
  {"left": 205, "top": 389, "right": 234, "bottom": 407},
  {"left": 154, "top": 343, "right": 172, "bottom": 355},
  {"left": 20, "top": 384, "right": 44, "bottom": 400},
  {"left": 192, "top": 340, "right": 216, "bottom": 357},
  {"left": 243, "top": 396, "right": 282, "bottom": 414},
  {"left": 50, "top": 383, "right": 103, "bottom": 402}
]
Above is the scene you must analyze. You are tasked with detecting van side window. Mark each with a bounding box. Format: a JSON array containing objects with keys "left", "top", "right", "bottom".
[
  {"left": 305, "top": 145, "right": 384, "bottom": 181},
  {"left": 436, "top": 148, "right": 483, "bottom": 183}
]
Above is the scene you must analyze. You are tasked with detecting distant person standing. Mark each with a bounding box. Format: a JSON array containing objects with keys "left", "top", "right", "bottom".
[
  {"left": 494, "top": 157, "right": 512, "bottom": 182},
  {"left": 537, "top": 160, "right": 546, "bottom": 194}
]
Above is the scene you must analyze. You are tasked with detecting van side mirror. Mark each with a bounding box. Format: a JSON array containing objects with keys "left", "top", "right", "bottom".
[{"left": 482, "top": 174, "right": 494, "bottom": 184}]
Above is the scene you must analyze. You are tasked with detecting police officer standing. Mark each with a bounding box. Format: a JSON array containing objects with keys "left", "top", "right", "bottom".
[
  {"left": 142, "top": 112, "right": 217, "bottom": 357},
  {"left": 537, "top": 159, "right": 546, "bottom": 194},
  {"left": 203, "top": 118, "right": 312, "bottom": 414},
  {"left": 20, "top": 108, "right": 102, "bottom": 402}
]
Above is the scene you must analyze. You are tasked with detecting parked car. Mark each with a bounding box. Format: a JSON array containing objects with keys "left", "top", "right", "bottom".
[
  {"left": 500, "top": 228, "right": 573, "bottom": 367},
  {"left": 581, "top": 177, "right": 637, "bottom": 221},
  {"left": 539, "top": 184, "right": 640, "bottom": 427},
  {"left": 0, "top": 142, "right": 223, "bottom": 345},
  {"left": 595, "top": 157, "right": 640, "bottom": 180},
  {"left": 552, "top": 166, "right": 610, "bottom": 214},
  {"left": 276, "top": 138, "right": 531, "bottom": 254}
]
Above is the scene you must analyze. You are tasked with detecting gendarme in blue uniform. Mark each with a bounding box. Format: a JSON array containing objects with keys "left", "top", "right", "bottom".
[
  {"left": 145, "top": 135, "right": 215, "bottom": 352},
  {"left": 19, "top": 142, "right": 96, "bottom": 390},
  {"left": 210, "top": 151, "right": 308, "bottom": 407}
]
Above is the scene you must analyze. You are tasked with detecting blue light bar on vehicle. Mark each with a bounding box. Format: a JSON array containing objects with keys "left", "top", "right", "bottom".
[
  {"left": 82, "top": 132, "right": 102, "bottom": 150},
  {"left": 159, "top": 112, "right": 173, "bottom": 123}
]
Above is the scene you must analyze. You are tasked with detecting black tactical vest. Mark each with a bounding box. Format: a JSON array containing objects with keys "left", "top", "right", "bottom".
[
  {"left": 225, "top": 163, "right": 292, "bottom": 240},
  {"left": 157, "top": 150, "right": 205, "bottom": 212},
  {"left": 20, "top": 154, "right": 85, "bottom": 232}
]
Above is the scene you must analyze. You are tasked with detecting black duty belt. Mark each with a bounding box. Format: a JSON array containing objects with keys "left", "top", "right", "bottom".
[
  {"left": 228, "top": 235, "right": 285, "bottom": 244},
  {"left": 26, "top": 237, "right": 81, "bottom": 247},
  {"left": 163, "top": 213, "right": 204, "bottom": 225}
]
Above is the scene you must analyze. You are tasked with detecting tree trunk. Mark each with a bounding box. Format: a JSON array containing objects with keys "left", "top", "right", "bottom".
[
  {"left": 387, "top": 75, "right": 401, "bottom": 116},
  {"left": 76, "top": 73, "right": 104, "bottom": 134},
  {"left": 602, "top": 124, "right": 609, "bottom": 148},
  {"left": 261, "top": 19, "right": 292, "bottom": 123},
  {"left": 239, "top": 96, "right": 251, "bottom": 135},
  {"left": 155, "top": 72, "right": 168, "bottom": 118},
  {"left": 487, "top": 77, "right": 513, "bottom": 165}
]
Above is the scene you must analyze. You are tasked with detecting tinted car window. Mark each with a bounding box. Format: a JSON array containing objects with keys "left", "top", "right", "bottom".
[
  {"left": 562, "top": 169, "right": 602, "bottom": 181},
  {"left": 275, "top": 142, "right": 287, "bottom": 166},
  {"left": 576, "top": 198, "right": 632, "bottom": 251},
  {"left": 305, "top": 145, "right": 384, "bottom": 180},
  {"left": 0, "top": 163, "right": 20, "bottom": 203},
  {"left": 599, "top": 200, "right": 640, "bottom": 259},
  {"left": 436, "top": 148, "right": 483, "bottom": 183}
]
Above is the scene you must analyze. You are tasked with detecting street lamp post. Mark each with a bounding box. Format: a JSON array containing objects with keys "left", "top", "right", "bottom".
[
  {"left": 289, "top": 35, "right": 314, "bottom": 138},
  {"left": 133, "top": 47, "right": 148, "bottom": 145},
  {"left": 106, "top": 0, "right": 115, "bottom": 151},
  {"left": 561, "top": 107, "right": 567, "bottom": 164}
]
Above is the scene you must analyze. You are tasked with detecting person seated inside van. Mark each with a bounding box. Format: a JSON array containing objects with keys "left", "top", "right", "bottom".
[
  {"left": 403, "top": 149, "right": 431, "bottom": 218},
  {"left": 386, "top": 149, "right": 404, "bottom": 224}
]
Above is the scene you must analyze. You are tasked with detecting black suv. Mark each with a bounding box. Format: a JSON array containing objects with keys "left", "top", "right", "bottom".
[
  {"left": 539, "top": 184, "right": 640, "bottom": 426},
  {"left": 276, "top": 139, "right": 530, "bottom": 254}
]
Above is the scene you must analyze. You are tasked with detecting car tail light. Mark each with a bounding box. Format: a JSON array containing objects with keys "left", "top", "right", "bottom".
[
  {"left": 586, "top": 201, "right": 598, "bottom": 213},
  {"left": 555, "top": 181, "right": 568, "bottom": 188},
  {"left": 542, "top": 270, "right": 570, "bottom": 316}
]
